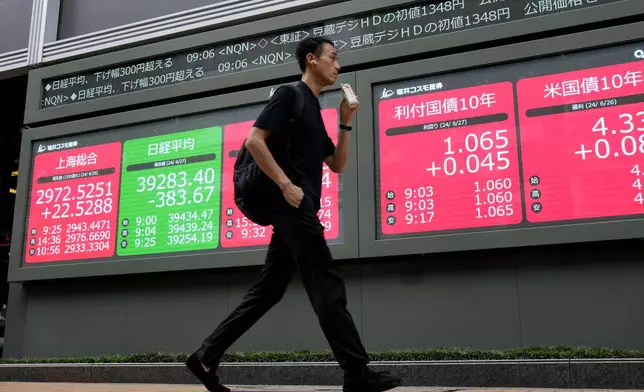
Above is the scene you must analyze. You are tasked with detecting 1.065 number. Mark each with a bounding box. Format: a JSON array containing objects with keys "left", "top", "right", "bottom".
[
  {"left": 444, "top": 130, "right": 509, "bottom": 154},
  {"left": 476, "top": 205, "right": 513, "bottom": 219}
]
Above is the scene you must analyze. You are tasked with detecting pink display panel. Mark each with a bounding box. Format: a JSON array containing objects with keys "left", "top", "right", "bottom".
[
  {"left": 220, "top": 120, "right": 271, "bottom": 247},
  {"left": 25, "top": 143, "right": 122, "bottom": 263},
  {"left": 318, "top": 108, "right": 341, "bottom": 240},
  {"left": 517, "top": 60, "right": 644, "bottom": 222},
  {"left": 377, "top": 82, "right": 522, "bottom": 235},
  {"left": 220, "top": 109, "right": 340, "bottom": 248}
]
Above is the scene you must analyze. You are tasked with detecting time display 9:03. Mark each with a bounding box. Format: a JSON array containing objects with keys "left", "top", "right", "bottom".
[{"left": 404, "top": 185, "right": 435, "bottom": 225}]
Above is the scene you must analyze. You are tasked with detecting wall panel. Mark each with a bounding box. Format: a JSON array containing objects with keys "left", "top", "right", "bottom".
[
  {"left": 0, "top": 0, "right": 32, "bottom": 53},
  {"left": 58, "top": 0, "right": 233, "bottom": 39},
  {"left": 18, "top": 240, "right": 644, "bottom": 357}
]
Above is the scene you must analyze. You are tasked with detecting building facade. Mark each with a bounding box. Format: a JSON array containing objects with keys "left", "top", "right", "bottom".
[{"left": 1, "top": 0, "right": 644, "bottom": 359}]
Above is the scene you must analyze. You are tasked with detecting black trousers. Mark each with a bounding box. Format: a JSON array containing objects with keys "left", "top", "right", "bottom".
[{"left": 196, "top": 194, "right": 370, "bottom": 371}]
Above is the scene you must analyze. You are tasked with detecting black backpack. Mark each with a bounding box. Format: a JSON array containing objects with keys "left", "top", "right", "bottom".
[{"left": 233, "top": 84, "right": 304, "bottom": 226}]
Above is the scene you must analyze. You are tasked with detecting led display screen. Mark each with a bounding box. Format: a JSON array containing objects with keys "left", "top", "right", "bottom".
[
  {"left": 518, "top": 61, "right": 644, "bottom": 223},
  {"left": 25, "top": 91, "right": 344, "bottom": 264},
  {"left": 374, "top": 40, "right": 644, "bottom": 240},
  {"left": 40, "top": 0, "right": 620, "bottom": 109},
  {"left": 219, "top": 109, "right": 340, "bottom": 248}
]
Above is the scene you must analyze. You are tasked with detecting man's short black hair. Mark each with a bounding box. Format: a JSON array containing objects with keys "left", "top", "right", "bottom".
[{"left": 295, "top": 37, "right": 335, "bottom": 72}]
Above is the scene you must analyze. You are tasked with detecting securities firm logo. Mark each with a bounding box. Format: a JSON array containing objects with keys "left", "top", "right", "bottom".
[
  {"left": 36, "top": 141, "right": 79, "bottom": 153},
  {"left": 381, "top": 83, "right": 444, "bottom": 100},
  {"left": 381, "top": 88, "right": 394, "bottom": 99}
]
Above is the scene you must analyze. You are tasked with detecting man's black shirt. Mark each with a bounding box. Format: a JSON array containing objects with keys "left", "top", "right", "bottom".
[{"left": 253, "top": 81, "right": 336, "bottom": 211}]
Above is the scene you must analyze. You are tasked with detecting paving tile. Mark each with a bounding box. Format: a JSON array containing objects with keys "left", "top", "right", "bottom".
[
  {"left": 0, "top": 382, "right": 643, "bottom": 392},
  {"left": 0, "top": 384, "right": 204, "bottom": 392},
  {"left": 0, "top": 384, "right": 641, "bottom": 392}
]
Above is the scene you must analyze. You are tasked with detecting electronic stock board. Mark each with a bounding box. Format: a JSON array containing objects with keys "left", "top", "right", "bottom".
[
  {"left": 25, "top": 0, "right": 640, "bottom": 124},
  {"left": 11, "top": 76, "right": 358, "bottom": 280},
  {"left": 12, "top": 1, "right": 644, "bottom": 280},
  {"left": 358, "top": 22, "right": 644, "bottom": 256}
]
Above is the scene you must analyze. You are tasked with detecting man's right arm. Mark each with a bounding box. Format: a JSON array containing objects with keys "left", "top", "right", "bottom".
[{"left": 244, "top": 86, "right": 304, "bottom": 207}]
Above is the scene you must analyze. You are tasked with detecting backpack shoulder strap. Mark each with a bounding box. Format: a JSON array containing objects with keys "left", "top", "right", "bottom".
[
  {"left": 278, "top": 84, "right": 304, "bottom": 168},
  {"left": 281, "top": 84, "right": 305, "bottom": 121}
]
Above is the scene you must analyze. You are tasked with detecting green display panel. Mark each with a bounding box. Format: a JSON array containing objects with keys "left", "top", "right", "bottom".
[{"left": 117, "top": 127, "right": 223, "bottom": 256}]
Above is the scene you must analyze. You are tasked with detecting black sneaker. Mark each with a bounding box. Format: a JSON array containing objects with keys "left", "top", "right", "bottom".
[
  {"left": 343, "top": 366, "right": 402, "bottom": 392},
  {"left": 185, "top": 352, "right": 230, "bottom": 392}
]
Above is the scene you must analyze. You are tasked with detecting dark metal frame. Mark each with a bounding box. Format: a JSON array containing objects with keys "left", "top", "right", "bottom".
[
  {"left": 8, "top": 73, "right": 359, "bottom": 282},
  {"left": 356, "top": 21, "right": 644, "bottom": 259},
  {"left": 23, "top": 0, "right": 643, "bottom": 124}
]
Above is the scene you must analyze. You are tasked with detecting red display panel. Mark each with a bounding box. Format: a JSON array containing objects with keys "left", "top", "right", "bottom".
[
  {"left": 319, "top": 108, "right": 340, "bottom": 240},
  {"left": 377, "top": 82, "right": 522, "bottom": 235},
  {"left": 220, "top": 120, "right": 271, "bottom": 247},
  {"left": 517, "top": 60, "right": 644, "bottom": 222},
  {"left": 25, "top": 143, "right": 122, "bottom": 263},
  {"left": 220, "top": 109, "right": 339, "bottom": 248}
]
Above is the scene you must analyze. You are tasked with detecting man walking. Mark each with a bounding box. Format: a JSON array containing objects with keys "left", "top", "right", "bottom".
[{"left": 186, "top": 37, "right": 402, "bottom": 392}]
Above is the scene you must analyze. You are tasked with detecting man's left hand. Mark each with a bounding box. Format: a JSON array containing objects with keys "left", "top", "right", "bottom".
[{"left": 339, "top": 94, "right": 359, "bottom": 126}]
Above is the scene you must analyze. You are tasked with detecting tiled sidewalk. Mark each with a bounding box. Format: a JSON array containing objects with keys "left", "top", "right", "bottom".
[{"left": 0, "top": 384, "right": 640, "bottom": 392}]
